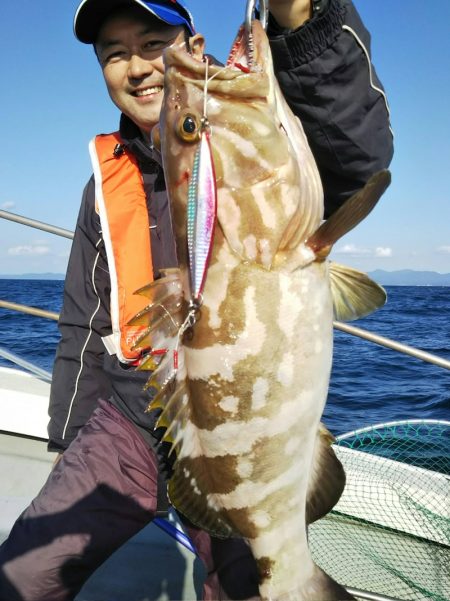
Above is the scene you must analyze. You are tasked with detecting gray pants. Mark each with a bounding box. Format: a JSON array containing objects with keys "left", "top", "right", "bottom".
[{"left": 0, "top": 400, "right": 259, "bottom": 601}]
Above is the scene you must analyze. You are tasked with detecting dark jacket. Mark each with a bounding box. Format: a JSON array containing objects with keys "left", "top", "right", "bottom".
[{"left": 48, "top": 0, "right": 393, "bottom": 452}]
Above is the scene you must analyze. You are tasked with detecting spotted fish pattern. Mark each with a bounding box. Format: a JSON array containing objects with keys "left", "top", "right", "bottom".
[{"left": 131, "top": 20, "right": 390, "bottom": 601}]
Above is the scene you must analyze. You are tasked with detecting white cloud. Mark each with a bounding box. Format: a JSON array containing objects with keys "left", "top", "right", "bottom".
[
  {"left": 375, "top": 247, "right": 393, "bottom": 258},
  {"left": 335, "top": 244, "right": 371, "bottom": 256},
  {"left": 334, "top": 244, "right": 393, "bottom": 259},
  {"left": 1, "top": 201, "right": 15, "bottom": 210},
  {"left": 7, "top": 244, "right": 50, "bottom": 256},
  {"left": 437, "top": 246, "right": 450, "bottom": 254}
]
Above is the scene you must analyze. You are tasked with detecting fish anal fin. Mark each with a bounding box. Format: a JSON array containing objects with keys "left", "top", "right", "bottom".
[
  {"left": 168, "top": 457, "right": 238, "bottom": 539},
  {"left": 330, "top": 262, "right": 386, "bottom": 321},
  {"left": 306, "top": 424, "right": 346, "bottom": 524},
  {"left": 306, "top": 170, "right": 391, "bottom": 256}
]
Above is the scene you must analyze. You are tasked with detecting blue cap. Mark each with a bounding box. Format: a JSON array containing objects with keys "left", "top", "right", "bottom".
[{"left": 74, "top": 0, "right": 195, "bottom": 44}]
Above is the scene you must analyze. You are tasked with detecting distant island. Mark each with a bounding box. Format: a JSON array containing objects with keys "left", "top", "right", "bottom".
[
  {"left": 368, "top": 270, "right": 450, "bottom": 286},
  {"left": 1, "top": 269, "right": 450, "bottom": 285},
  {"left": 0, "top": 273, "right": 65, "bottom": 280}
]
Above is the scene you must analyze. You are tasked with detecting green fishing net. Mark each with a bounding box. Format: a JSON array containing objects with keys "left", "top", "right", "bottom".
[{"left": 309, "top": 420, "right": 450, "bottom": 601}]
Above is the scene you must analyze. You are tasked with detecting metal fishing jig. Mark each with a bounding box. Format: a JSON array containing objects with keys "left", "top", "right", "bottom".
[{"left": 184, "top": 58, "right": 217, "bottom": 317}]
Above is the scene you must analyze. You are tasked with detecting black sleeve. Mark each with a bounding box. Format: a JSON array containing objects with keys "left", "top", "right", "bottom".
[
  {"left": 47, "top": 176, "right": 113, "bottom": 452},
  {"left": 268, "top": 0, "right": 394, "bottom": 217}
]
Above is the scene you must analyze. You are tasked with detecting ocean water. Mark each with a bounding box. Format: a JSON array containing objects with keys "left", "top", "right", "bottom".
[{"left": 0, "top": 280, "right": 448, "bottom": 436}]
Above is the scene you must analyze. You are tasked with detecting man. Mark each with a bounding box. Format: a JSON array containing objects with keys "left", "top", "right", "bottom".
[{"left": 0, "top": 1, "right": 393, "bottom": 600}]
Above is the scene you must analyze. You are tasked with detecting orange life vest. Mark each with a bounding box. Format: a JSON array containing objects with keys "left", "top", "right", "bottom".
[{"left": 89, "top": 132, "right": 154, "bottom": 363}]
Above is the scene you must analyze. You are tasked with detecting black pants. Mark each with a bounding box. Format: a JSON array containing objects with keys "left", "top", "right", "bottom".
[{"left": 0, "top": 400, "right": 259, "bottom": 601}]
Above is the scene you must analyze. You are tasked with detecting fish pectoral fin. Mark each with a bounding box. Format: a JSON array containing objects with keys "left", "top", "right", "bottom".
[
  {"left": 306, "top": 170, "right": 391, "bottom": 258},
  {"left": 306, "top": 424, "right": 346, "bottom": 524},
  {"left": 329, "top": 262, "right": 387, "bottom": 321}
]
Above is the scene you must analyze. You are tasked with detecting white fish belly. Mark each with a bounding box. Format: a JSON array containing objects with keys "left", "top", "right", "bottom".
[{"left": 181, "top": 260, "right": 333, "bottom": 595}]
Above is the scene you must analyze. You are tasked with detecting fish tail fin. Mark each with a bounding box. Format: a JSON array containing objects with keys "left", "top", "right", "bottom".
[{"left": 306, "top": 423, "right": 346, "bottom": 524}]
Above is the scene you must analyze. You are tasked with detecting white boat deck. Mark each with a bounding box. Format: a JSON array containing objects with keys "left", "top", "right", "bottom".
[{"left": 0, "top": 366, "right": 50, "bottom": 438}]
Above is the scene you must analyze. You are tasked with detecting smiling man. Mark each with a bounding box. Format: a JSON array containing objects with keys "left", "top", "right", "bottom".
[
  {"left": 94, "top": 4, "right": 204, "bottom": 137},
  {"left": 0, "top": 1, "right": 393, "bottom": 600}
]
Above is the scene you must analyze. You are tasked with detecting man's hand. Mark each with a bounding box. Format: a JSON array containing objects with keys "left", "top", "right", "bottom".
[{"left": 269, "top": 0, "right": 312, "bottom": 30}]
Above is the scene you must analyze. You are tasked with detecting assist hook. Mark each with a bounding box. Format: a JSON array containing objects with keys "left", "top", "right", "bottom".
[{"left": 245, "top": 0, "right": 269, "bottom": 34}]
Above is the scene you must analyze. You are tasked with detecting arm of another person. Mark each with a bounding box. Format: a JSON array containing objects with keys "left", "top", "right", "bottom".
[
  {"left": 48, "top": 177, "right": 113, "bottom": 453},
  {"left": 269, "top": 0, "right": 313, "bottom": 28},
  {"left": 268, "top": 0, "right": 394, "bottom": 217}
]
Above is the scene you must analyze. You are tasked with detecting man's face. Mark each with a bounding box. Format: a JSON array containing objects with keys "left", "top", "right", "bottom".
[{"left": 95, "top": 7, "right": 187, "bottom": 138}]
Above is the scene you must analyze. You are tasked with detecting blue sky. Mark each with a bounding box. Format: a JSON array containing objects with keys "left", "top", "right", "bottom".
[{"left": 0, "top": 1, "right": 449, "bottom": 275}]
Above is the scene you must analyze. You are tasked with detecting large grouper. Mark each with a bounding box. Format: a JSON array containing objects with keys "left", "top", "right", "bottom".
[{"left": 129, "top": 16, "right": 391, "bottom": 601}]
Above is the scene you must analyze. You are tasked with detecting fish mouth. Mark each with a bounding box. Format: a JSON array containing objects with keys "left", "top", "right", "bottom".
[
  {"left": 226, "top": 19, "right": 266, "bottom": 72},
  {"left": 163, "top": 20, "right": 267, "bottom": 82}
]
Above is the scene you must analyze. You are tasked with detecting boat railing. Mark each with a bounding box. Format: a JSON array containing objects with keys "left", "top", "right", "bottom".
[
  {"left": 0, "top": 209, "right": 73, "bottom": 240},
  {"left": 0, "top": 347, "right": 52, "bottom": 383},
  {"left": 1, "top": 208, "right": 450, "bottom": 373}
]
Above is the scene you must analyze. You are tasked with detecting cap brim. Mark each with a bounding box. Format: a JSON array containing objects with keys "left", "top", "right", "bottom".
[{"left": 74, "top": 0, "right": 194, "bottom": 44}]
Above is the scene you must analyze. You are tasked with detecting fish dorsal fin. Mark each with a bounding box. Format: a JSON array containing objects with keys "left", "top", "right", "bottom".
[
  {"left": 128, "top": 268, "right": 185, "bottom": 416},
  {"left": 131, "top": 268, "right": 182, "bottom": 311},
  {"left": 148, "top": 372, "right": 239, "bottom": 538},
  {"left": 329, "top": 262, "right": 386, "bottom": 321},
  {"left": 128, "top": 269, "right": 184, "bottom": 352},
  {"left": 129, "top": 272, "right": 239, "bottom": 539},
  {"left": 306, "top": 170, "right": 391, "bottom": 259}
]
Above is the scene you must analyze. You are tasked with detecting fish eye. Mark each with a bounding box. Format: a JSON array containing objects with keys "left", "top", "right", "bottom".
[
  {"left": 176, "top": 114, "right": 201, "bottom": 143},
  {"left": 183, "top": 116, "right": 196, "bottom": 134}
]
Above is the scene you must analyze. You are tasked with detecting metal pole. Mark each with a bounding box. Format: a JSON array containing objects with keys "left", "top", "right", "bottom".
[
  {"left": 334, "top": 321, "right": 450, "bottom": 371},
  {"left": 0, "top": 209, "right": 74, "bottom": 240},
  {"left": 336, "top": 418, "right": 450, "bottom": 442},
  {"left": 0, "top": 347, "right": 52, "bottom": 383},
  {"left": 1, "top": 298, "right": 449, "bottom": 371},
  {"left": 346, "top": 588, "right": 402, "bottom": 601},
  {"left": 1, "top": 210, "right": 449, "bottom": 372},
  {"left": 0, "top": 300, "right": 59, "bottom": 321}
]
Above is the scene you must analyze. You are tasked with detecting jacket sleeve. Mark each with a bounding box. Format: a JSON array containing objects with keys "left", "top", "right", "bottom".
[
  {"left": 47, "top": 176, "right": 113, "bottom": 452},
  {"left": 268, "top": 0, "right": 394, "bottom": 217}
]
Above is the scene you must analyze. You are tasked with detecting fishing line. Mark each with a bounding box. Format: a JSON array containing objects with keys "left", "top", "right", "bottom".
[
  {"left": 202, "top": 61, "right": 233, "bottom": 123},
  {"left": 156, "top": 302, "right": 179, "bottom": 331},
  {"left": 203, "top": 58, "right": 209, "bottom": 121}
]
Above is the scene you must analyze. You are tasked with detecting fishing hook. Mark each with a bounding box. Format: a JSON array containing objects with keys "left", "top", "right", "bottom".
[{"left": 245, "top": 0, "right": 269, "bottom": 34}]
